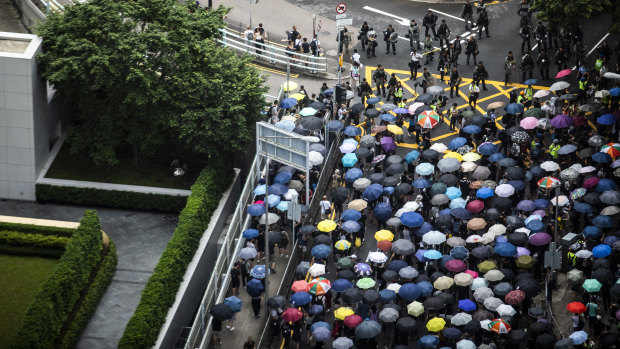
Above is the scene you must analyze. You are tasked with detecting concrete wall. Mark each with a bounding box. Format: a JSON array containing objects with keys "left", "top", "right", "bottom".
[
  {"left": 0, "top": 31, "right": 60, "bottom": 200},
  {"left": 12, "top": 0, "right": 45, "bottom": 29}
]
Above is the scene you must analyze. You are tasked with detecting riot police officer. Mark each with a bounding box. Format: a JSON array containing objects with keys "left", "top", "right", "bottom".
[
  {"left": 359, "top": 22, "right": 369, "bottom": 50},
  {"left": 437, "top": 20, "right": 451, "bottom": 49},
  {"left": 537, "top": 49, "right": 550, "bottom": 80},
  {"left": 366, "top": 27, "right": 378, "bottom": 58},
  {"left": 519, "top": 23, "right": 532, "bottom": 54}
]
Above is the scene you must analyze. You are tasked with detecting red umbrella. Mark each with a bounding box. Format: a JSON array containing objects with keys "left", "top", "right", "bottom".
[
  {"left": 466, "top": 200, "right": 485, "bottom": 213},
  {"left": 556, "top": 69, "right": 572, "bottom": 78},
  {"left": 566, "top": 302, "right": 587, "bottom": 314},
  {"left": 377, "top": 240, "right": 393, "bottom": 251},
  {"left": 343, "top": 314, "right": 363, "bottom": 328},
  {"left": 504, "top": 289, "right": 525, "bottom": 305},
  {"left": 291, "top": 280, "right": 309, "bottom": 293},
  {"left": 574, "top": 114, "right": 587, "bottom": 126},
  {"left": 445, "top": 259, "right": 467, "bottom": 272},
  {"left": 282, "top": 308, "right": 303, "bottom": 322},
  {"left": 582, "top": 177, "right": 600, "bottom": 189}
]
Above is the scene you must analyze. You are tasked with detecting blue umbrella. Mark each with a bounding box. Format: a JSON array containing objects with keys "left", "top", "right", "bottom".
[
  {"left": 224, "top": 296, "right": 242, "bottom": 312},
  {"left": 604, "top": 236, "right": 619, "bottom": 245},
  {"left": 445, "top": 187, "right": 462, "bottom": 200},
  {"left": 574, "top": 202, "right": 593, "bottom": 214},
  {"left": 451, "top": 208, "right": 473, "bottom": 220},
  {"left": 310, "top": 321, "right": 331, "bottom": 332},
  {"left": 443, "top": 327, "right": 463, "bottom": 340},
  {"left": 343, "top": 125, "right": 362, "bottom": 136},
  {"left": 413, "top": 178, "right": 432, "bottom": 188},
  {"left": 415, "top": 249, "right": 428, "bottom": 262},
  {"left": 476, "top": 187, "right": 494, "bottom": 199},
  {"left": 379, "top": 289, "right": 397, "bottom": 302},
  {"left": 345, "top": 168, "right": 363, "bottom": 182},
  {"left": 401, "top": 212, "right": 424, "bottom": 228},
  {"left": 505, "top": 103, "right": 524, "bottom": 114},
  {"left": 597, "top": 114, "right": 617, "bottom": 125},
  {"left": 247, "top": 204, "right": 266, "bottom": 217},
  {"left": 611, "top": 87, "right": 620, "bottom": 97},
  {"left": 508, "top": 180, "right": 525, "bottom": 191},
  {"left": 593, "top": 152, "right": 612, "bottom": 164},
  {"left": 569, "top": 330, "right": 588, "bottom": 345},
  {"left": 290, "top": 291, "right": 313, "bottom": 306},
  {"left": 253, "top": 184, "right": 267, "bottom": 195},
  {"left": 495, "top": 242, "right": 517, "bottom": 257},
  {"left": 596, "top": 179, "right": 618, "bottom": 192},
  {"left": 583, "top": 225, "right": 601, "bottom": 239},
  {"left": 342, "top": 209, "right": 362, "bottom": 221},
  {"left": 367, "top": 96, "right": 381, "bottom": 104},
  {"left": 414, "top": 222, "right": 434, "bottom": 237},
  {"left": 280, "top": 97, "right": 297, "bottom": 109},
  {"left": 534, "top": 199, "right": 550, "bottom": 209},
  {"left": 592, "top": 244, "right": 612, "bottom": 258},
  {"left": 276, "top": 120, "right": 295, "bottom": 131},
  {"left": 267, "top": 194, "right": 281, "bottom": 208},
  {"left": 311, "top": 244, "right": 332, "bottom": 258},
  {"left": 478, "top": 143, "right": 498, "bottom": 155},
  {"left": 488, "top": 153, "right": 506, "bottom": 162},
  {"left": 450, "top": 246, "right": 469, "bottom": 260},
  {"left": 417, "top": 281, "right": 433, "bottom": 296},
  {"left": 593, "top": 215, "right": 613, "bottom": 228},
  {"left": 424, "top": 249, "right": 442, "bottom": 260},
  {"left": 342, "top": 220, "right": 361, "bottom": 233},
  {"left": 458, "top": 298, "right": 477, "bottom": 312},
  {"left": 242, "top": 229, "right": 260, "bottom": 239},
  {"left": 405, "top": 150, "right": 421, "bottom": 163},
  {"left": 250, "top": 264, "right": 267, "bottom": 278},
  {"left": 363, "top": 183, "right": 384, "bottom": 202},
  {"left": 419, "top": 335, "right": 440, "bottom": 348},
  {"left": 529, "top": 166, "right": 545, "bottom": 178},
  {"left": 269, "top": 183, "right": 289, "bottom": 195},
  {"left": 247, "top": 278, "right": 265, "bottom": 297},
  {"left": 342, "top": 153, "right": 358, "bottom": 167},
  {"left": 323, "top": 88, "right": 334, "bottom": 95},
  {"left": 450, "top": 198, "right": 467, "bottom": 209},
  {"left": 449, "top": 137, "right": 467, "bottom": 150},
  {"left": 463, "top": 125, "right": 481, "bottom": 134},
  {"left": 384, "top": 187, "right": 395, "bottom": 195},
  {"left": 399, "top": 283, "right": 422, "bottom": 301},
  {"left": 332, "top": 279, "right": 353, "bottom": 292},
  {"left": 313, "top": 327, "right": 331, "bottom": 341},
  {"left": 328, "top": 120, "right": 344, "bottom": 132},
  {"left": 387, "top": 260, "right": 408, "bottom": 271},
  {"left": 416, "top": 162, "right": 434, "bottom": 175},
  {"left": 276, "top": 200, "right": 289, "bottom": 211},
  {"left": 440, "top": 254, "right": 454, "bottom": 268},
  {"left": 439, "top": 208, "right": 452, "bottom": 215},
  {"left": 343, "top": 138, "right": 359, "bottom": 146},
  {"left": 380, "top": 113, "right": 397, "bottom": 122},
  {"left": 526, "top": 220, "right": 544, "bottom": 231},
  {"left": 373, "top": 202, "right": 392, "bottom": 222},
  {"left": 517, "top": 200, "right": 536, "bottom": 211},
  {"left": 523, "top": 79, "right": 538, "bottom": 85}
]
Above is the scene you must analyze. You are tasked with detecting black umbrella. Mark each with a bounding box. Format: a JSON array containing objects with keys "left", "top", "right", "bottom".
[
  {"left": 296, "top": 261, "right": 310, "bottom": 277},
  {"left": 387, "top": 155, "right": 403, "bottom": 164},
  {"left": 471, "top": 246, "right": 492, "bottom": 258},
  {"left": 268, "top": 230, "right": 281, "bottom": 246},
  {"left": 310, "top": 101, "right": 326, "bottom": 111},
  {"left": 515, "top": 272, "right": 535, "bottom": 283},
  {"left": 396, "top": 317, "right": 417, "bottom": 333},
  {"left": 530, "top": 166, "right": 545, "bottom": 177},
  {"left": 423, "top": 296, "right": 446, "bottom": 310},
  {"left": 300, "top": 225, "right": 318, "bottom": 235},
  {"left": 332, "top": 187, "right": 349, "bottom": 205},
  {"left": 355, "top": 147, "right": 371, "bottom": 158},
  {"left": 314, "top": 234, "right": 332, "bottom": 245},
  {"left": 209, "top": 303, "right": 234, "bottom": 320},
  {"left": 497, "top": 158, "right": 518, "bottom": 168},
  {"left": 506, "top": 166, "right": 525, "bottom": 180},
  {"left": 582, "top": 192, "right": 601, "bottom": 205},
  {"left": 383, "top": 303, "right": 401, "bottom": 312},
  {"left": 341, "top": 287, "right": 363, "bottom": 304},
  {"left": 301, "top": 116, "right": 324, "bottom": 130},
  {"left": 506, "top": 126, "right": 525, "bottom": 136},
  {"left": 267, "top": 295, "right": 287, "bottom": 308},
  {"left": 438, "top": 174, "right": 458, "bottom": 186},
  {"left": 437, "top": 291, "right": 456, "bottom": 305},
  {"left": 431, "top": 271, "right": 445, "bottom": 282},
  {"left": 468, "top": 115, "right": 487, "bottom": 126},
  {"left": 422, "top": 149, "right": 439, "bottom": 159},
  {"left": 554, "top": 338, "right": 572, "bottom": 349},
  {"left": 382, "top": 270, "right": 398, "bottom": 281},
  {"left": 386, "top": 163, "right": 405, "bottom": 175},
  {"left": 517, "top": 279, "right": 541, "bottom": 296},
  {"left": 472, "top": 310, "right": 494, "bottom": 321},
  {"left": 578, "top": 147, "right": 596, "bottom": 159},
  {"left": 363, "top": 290, "right": 380, "bottom": 304},
  {"left": 415, "top": 105, "right": 432, "bottom": 115},
  {"left": 365, "top": 109, "right": 380, "bottom": 118},
  {"left": 443, "top": 327, "right": 463, "bottom": 340},
  {"left": 436, "top": 215, "right": 453, "bottom": 229},
  {"left": 506, "top": 215, "right": 525, "bottom": 229},
  {"left": 463, "top": 320, "right": 481, "bottom": 333},
  {"left": 600, "top": 333, "right": 618, "bottom": 347},
  {"left": 593, "top": 268, "right": 615, "bottom": 285},
  {"left": 529, "top": 322, "right": 550, "bottom": 333},
  {"left": 611, "top": 283, "right": 620, "bottom": 297},
  {"left": 370, "top": 173, "right": 385, "bottom": 184},
  {"left": 499, "top": 268, "right": 516, "bottom": 281},
  {"left": 278, "top": 165, "right": 296, "bottom": 173},
  {"left": 508, "top": 232, "right": 528, "bottom": 245},
  {"left": 509, "top": 329, "right": 528, "bottom": 343},
  {"left": 395, "top": 183, "right": 412, "bottom": 196},
  {"left": 491, "top": 197, "right": 512, "bottom": 211},
  {"left": 416, "top": 93, "right": 433, "bottom": 104},
  {"left": 338, "top": 269, "right": 356, "bottom": 281},
  {"left": 483, "top": 208, "right": 502, "bottom": 221},
  {"left": 416, "top": 274, "right": 431, "bottom": 283},
  {"left": 528, "top": 306, "right": 544, "bottom": 318},
  {"left": 293, "top": 126, "right": 310, "bottom": 135},
  {"left": 351, "top": 103, "right": 365, "bottom": 114},
  {"left": 535, "top": 333, "right": 556, "bottom": 346},
  {"left": 383, "top": 176, "right": 400, "bottom": 187},
  {"left": 592, "top": 258, "right": 609, "bottom": 270}
]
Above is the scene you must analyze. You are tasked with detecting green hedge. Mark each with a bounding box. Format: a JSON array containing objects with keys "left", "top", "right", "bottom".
[
  {"left": 58, "top": 239, "right": 117, "bottom": 349},
  {"left": 0, "top": 230, "right": 69, "bottom": 258},
  {"left": 11, "top": 210, "right": 103, "bottom": 349},
  {"left": 0, "top": 222, "right": 75, "bottom": 237},
  {"left": 119, "top": 162, "right": 232, "bottom": 349},
  {"left": 36, "top": 184, "right": 189, "bottom": 213}
]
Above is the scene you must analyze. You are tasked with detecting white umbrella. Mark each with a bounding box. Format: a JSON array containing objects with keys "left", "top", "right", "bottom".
[
  {"left": 309, "top": 151, "right": 324, "bottom": 165},
  {"left": 339, "top": 143, "right": 357, "bottom": 154},
  {"left": 430, "top": 143, "right": 448, "bottom": 153},
  {"left": 484, "top": 270, "right": 505, "bottom": 282},
  {"left": 537, "top": 117, "right": 551, "bottom": 129},
  {"left": 461, "top": 161, "right": 478, "bottom": 172},
  {"left": 533, "top": 90, "right": 550, "bottom": 98},
  {"left": 281, "top": 114, "right": 297, "bottom": 122},
  {"left": 601, "top": 206, "right": 620, "bottom": 215},
  {"left": 395, "top": 207, "right": 415, "bottom": 217},
  {"left": 466, "top": 235, "right": 483, "bottom": 243},
  {"left": 481, "top": 232, "right": 496, "bottom": 245},
  {"left": 567, "top": 269, "right": 584, "bottom": 283},
  {"left": 386, "top": 283, "right": 401, "bottom": 293},
  {"left": 603, "top": 72, "right": 620, "bottom": 80},
  {"left": 333, "top": 337, "right": 354, "bottom": 349},
  {"left": 495, "top": 184, "right": 515, "bottom": 197},
  {"left": 551, "top": 195, "right": 569, "bottom": 206},
  {"left": 549, "top": 81, "right": 570, "bottom": 91},
  {"left": 353, "top": 178, "right": 372, "bottom": 190},
  {"left": 575, "top": 250, "right": 593, "bottom": 258},
  {"left": 438, "top": 158, "right": 461, "bottom": 173},
  {"left": 595, "top": 90, "right": 610, "bottom": 98},
  {"left": 454, "top": 273, "right": 474, "bottom": 286},
  {"left": 578, "top": 166, "right": 596, "bottom": 174},
  {"left": 515, "top": 227, "right": 531, "bottom": 236},
  {"left": 496, "top": 304, "right": 517, "bottom": 317},
  {"left": 239, "top": 247, "right": 258, "bottom": 259},
  {"left": 473, "top": 287, "right": 494, "bottom": 301},
  {"left": 483, "top": 297, "right": 504, "bottom": 311},
  {"left": 423, "top": 231, "right": 446, "bottom": 245},
  {"left": 540, "top": 160, "right": 560, "bottom": 172},
  {"left": 259, "top": 212, "right": 280, "bottom": 224},
  {"left": 309, "top": 263, "right": 326, "bottom": 277},
  {"left": 471, "top": 277, "right": 489, "bottom": 290},
  {"left": 457, "top": 339, "right": 477, "bottom": 349},
  {"left": 480, "top": 319, "right": 492, "bottom": 331},
  {"left": 447, "top": 237, "right": 466, "bottom": 247},
  {"left": 283, "top": 188, "right": 299, "bottom": 200},
  {"left": 368, "top": 251, "right": 388, "bottom": 263},
  {"left": 452, "top": 313, "right": 473, "bottom": 326},
  {"left": 487, "top": 224, "right": 506, "bottom": 236},
  {"left": 403, "top": 201, "right": 421, "bottom": 211}
]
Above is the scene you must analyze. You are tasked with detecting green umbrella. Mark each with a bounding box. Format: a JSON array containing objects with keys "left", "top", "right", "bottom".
[
  {"left": 478, "top": 260, "right": 497, "bottom": 274},
  {"left": 515, "top": 255, "right": 535, "bottom": 269},
  {"left": 582, "top": 279, "right": 602, "bottom": 293},
  {"left": 461, "top": 110, "right": 475, "bottom": 118},
  {"left": 523, "top": 108, "right": 545, "bottom": 118},
  {"left": 300, "top": 107, "right": 318, "bottom": 117},
  {"left": 338, "top": 257, "right": 354, "bottom": 270},
  {"left": 356, "top": 277, "right": 376, "bottom": 290},
  {"left": 430, "top": 182, "right": 448, "bottom": 197}
]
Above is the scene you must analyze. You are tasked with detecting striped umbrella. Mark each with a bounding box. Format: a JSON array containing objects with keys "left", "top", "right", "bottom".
[
  {"left": 488, "top": 318, "right": 511, "bottom": 334},
  {"left": 601, "top": 143, "right": 620, "bottom": 158},
  {"left": 308, "top": 277, "right": 331, "bottom": 295},
  {"left": 418, "top": 110, "right": 441, "bottom": 129},
  {"left": 537, "top": 177, "right": 560, "bottom": 189}
]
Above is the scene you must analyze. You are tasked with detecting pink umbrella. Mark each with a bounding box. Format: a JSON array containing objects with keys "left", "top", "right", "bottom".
[
  {"left": 532, "top": 209, "right": 546, "bottom": 217},
  {"left": 466, "top": 200, "right": 485, "bottom": 213},
  {"left": 520, "top": 117, "right": 538, "bottom": 130},
  {"left": 465, "top": 269, "right": 479, "bottom": 278},
  {"left": 529, "top": 232, "right": 552, "bottom": 246},
  {"left": 556, "top": 69, "right": 572, "bottom": 78},
  {"left": 582, "top": 177, "right": 600, "bottom": 189},
  {"left": 445, "top": 259, "right": 467, "bottom": 272},
  {"left": 515, "top": 247, "right": 530, "bottom": 257}
]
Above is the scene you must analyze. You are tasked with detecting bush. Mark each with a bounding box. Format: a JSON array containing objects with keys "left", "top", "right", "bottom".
[
  {"left": 0, "top": 230, "right": 69, "bottom": 258},
  {"left": 119, "top": 161, "right": 232, "bottom": 349},
  {"left": 0, "top": 222, "right": 74, "bottom": 237},
  {"left": 36, "top": 184, "right": 189, "bottom": 213},
  {"left": 11, "top": 210, "right": 103, "bottom": 349}
]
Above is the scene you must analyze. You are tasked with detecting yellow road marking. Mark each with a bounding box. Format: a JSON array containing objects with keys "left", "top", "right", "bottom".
[{"left": 248, "top": 63, "right": 299, "bottom": 77}]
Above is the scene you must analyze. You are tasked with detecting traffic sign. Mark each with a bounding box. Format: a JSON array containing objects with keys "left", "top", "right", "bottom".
[
  {"left": 336, "top": 14, "right": 347, "bottom": 19},
  {"left": 336, "top": 18, "right": 353, "bottom": 27},
  {"left": 336, "top": 2, "right": 347, "bottom": 14},
  {"left": 317, "top": 20, "right": 322, "bottom": 33}
]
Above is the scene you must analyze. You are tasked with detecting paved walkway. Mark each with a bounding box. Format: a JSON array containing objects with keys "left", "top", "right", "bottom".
[{"left": 0, "top": 0, "right": 27, "bottom": 33}]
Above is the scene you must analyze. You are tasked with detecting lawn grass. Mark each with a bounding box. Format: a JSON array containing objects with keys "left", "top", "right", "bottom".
[
  {"left": 0, "top": 254, "right": 60, "bottom": 349},
  {"left": 45, "top": 144, "right": 200, "bottom": 190}
]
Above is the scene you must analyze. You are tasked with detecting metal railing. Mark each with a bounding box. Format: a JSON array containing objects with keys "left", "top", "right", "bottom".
[
  {"left": 218, "top": 29, "right": 328, "bottom": 73},
  {"left": 184, "top": 154, "right": 265, "bottom": 349}
]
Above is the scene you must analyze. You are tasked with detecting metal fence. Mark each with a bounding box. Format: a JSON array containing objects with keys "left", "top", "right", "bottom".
[
  {"left": 184, "top": 154, "right": 265, "bottom": 349},
  {"left": 218, "top": 29, "right": 328, "bottom": 74}
]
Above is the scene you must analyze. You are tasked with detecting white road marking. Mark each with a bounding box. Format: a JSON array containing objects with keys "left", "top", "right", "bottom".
[
  {"left": 363, "top": 6, "right": 410, "bottom": 26},
  {"left": 572, "top": 32, "right": 610, "bottom": 70},
  {"left": 428, "top": 8, "right": 465, "bottom": 22}
]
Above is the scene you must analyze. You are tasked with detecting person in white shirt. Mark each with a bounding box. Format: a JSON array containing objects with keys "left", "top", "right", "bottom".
[
  {"left": 350, "top": 62, "right": 361, "bottom": 92},
  {"left": 319, "top": 195, "right": 331, "bottom": 220},
  {"left": 243, "top": 25, "right": 254, "bottom": 42},
  {"left": 351, "top": 49, "right": 361, "bottom": 65},
  {"left": 409, "top": 49, "right": 423, "bottom": 79},
  {"left": 337, "top": 104, "right": 349, "bottom": 121}
]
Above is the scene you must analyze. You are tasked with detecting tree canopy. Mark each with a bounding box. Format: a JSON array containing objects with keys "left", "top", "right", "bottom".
[
  {"left": 37, "top": 0, "right": 267, "bottom": 166},
  {"left": 531, "top": 0, "right": 618, "bottom": 33}
]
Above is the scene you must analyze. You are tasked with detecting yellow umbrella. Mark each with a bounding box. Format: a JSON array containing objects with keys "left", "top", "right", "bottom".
[
  {"left": 426, "top": 317, "right": 446, "bottom": 332},
  {"left": 462, "top": 152, "right": 482, "bottom": 162},
  {"left": 444, "top": 152, "right": 463, "bottom": 162},
  {"left": 317, "top": 219, "right": 337, "bottom": 232},
  {"left": 334, "top": 307, "right": 355, "bottom": 320},
  {"left": 467, "top": 218, "right": 487, "bottom": 230},
  {"left": 433, "top": 276, "right": 454, "bottom": 290},
  {"left": 387, "top": 125, "right": 403, "bottom": 135},
  {"left": 374, "top": 229, "right": 394, "bottom": 242},
  {"left": 282, "top": 81, "right": 298, "bottom": 91},
  {"left": 407, "top": 301, "right": 424, "bottom": 316},
  {"left": 348, "top": 199, "right": 367, "bottom": 211},
  {"left": 335, "top": 239, "right": 352, "bottom": 251},
  {"left": 289, "top": 93, "right": 306, "bottom": 100}
]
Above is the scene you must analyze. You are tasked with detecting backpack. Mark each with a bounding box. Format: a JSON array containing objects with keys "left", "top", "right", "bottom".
[
  {"left": 310, "top": 39, "right": 317, "bottom": 51},
  {"left": 246, "top": 31, "right": 254, "bottom": 41}
]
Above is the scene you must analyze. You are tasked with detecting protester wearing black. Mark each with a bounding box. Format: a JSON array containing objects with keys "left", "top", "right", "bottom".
[
  {"left": 477, "top": 8, "right": 490, "bottom": 39},
  {"left": 537, "top": 49, "right": 551, "bottom": 80},
  {"left": 422, "top": 10, "right": 438, "bottom": 39},
  {"left": 473, "top": 61, "right": 489, "bottom": 90}
]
